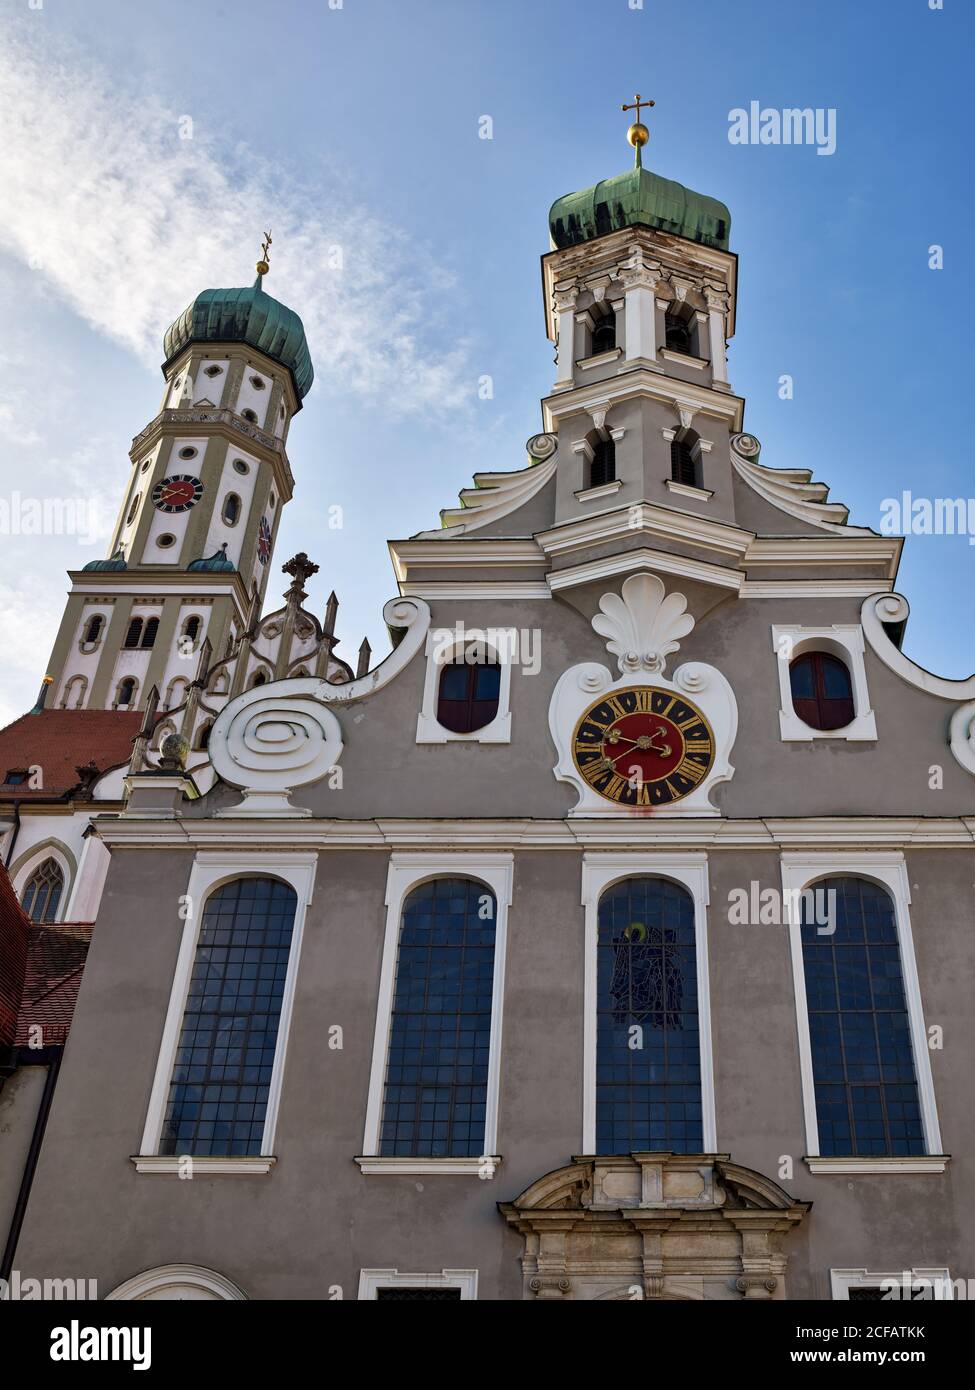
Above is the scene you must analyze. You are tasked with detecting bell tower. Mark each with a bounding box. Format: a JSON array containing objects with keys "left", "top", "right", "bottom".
[
  {"left": 542, "top": 98, "right": 742, "bottom": 535},
  {"left": 42, "top": 237, "right": 314, "bottom": 713}
]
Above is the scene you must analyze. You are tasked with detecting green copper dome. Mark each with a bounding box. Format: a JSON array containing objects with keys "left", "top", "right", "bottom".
[
  {"left": 188, "top": 544, "right": 236, "bottom": 573},
  {"left": 163, "top": 274, "right": 314, "bottom": 400},
  {"left": 549, "top": 164, "right": 731, "bottom": 252},
  {"left": 83, "top": 546, "right": 127, "bottom": 572}
]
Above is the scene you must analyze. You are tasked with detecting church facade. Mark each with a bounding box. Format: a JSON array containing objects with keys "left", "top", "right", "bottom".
[{"left": 3, "top": 122, "right": 974, "bottom": 1301}]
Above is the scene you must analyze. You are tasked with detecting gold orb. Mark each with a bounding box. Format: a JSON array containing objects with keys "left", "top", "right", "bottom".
[
  {"left": 256, "top": 259, "right": 270, "bottom": 276},
  {"left": 627, "top": 122, "right": 650, "bottom": 149}
]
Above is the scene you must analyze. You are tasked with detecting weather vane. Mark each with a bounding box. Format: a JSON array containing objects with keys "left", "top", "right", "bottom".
[
  {"left": 256, "top": 229, "right": 273, "bottom": 277},
  {"left": 621, "top": 92, "right": 654, "bottom": 165}
]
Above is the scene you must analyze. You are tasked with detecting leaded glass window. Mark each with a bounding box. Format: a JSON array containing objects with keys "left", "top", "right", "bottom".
[
  {"left": 801, "top": 877, "right": 925, "bottom": 1157},
  {"left": 159, "top": 877, "right": 297, "bottom": 1157},
  {"left": 21, "top": 858, "right": 64, "bottom": 923},
  {"left": 596, "top": 877, "right": 702, "bottom": 1154},
  {"left": 380, "top": 877, "right": 496, "bottom": 1158}
]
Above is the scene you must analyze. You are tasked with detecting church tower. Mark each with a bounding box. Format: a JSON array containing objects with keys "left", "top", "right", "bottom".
[{"left": 42, "top": 238, "right": 313, "bottom": 713}]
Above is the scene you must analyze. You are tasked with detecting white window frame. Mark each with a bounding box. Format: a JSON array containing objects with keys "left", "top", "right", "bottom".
[
  {"left": 134, "top": 851, "right": 317, "bottom": 1175},
  {"left": 358, "top": 1268, "right": 478, "bottom": 1301},
  {"left": 357, "top": 852, "right": 512, "bottom": 1175},
  {"left": 771, "top": 624, "right": 877, "bottom": 741},
  {"left": 781, "top": 852, "right": 946, "bottom": 1173},
  {"left": 12, "top": 842, "right": 75, "bottom": 924},
  {"left": 415, "top": 628, "right": 513, "bottom": 744},
  {"left": 581, "top": 853, "right": 716, "bottom": 1154},
  {"left": 830, "top": 1267, "right": 953, "bottom": 1301}
]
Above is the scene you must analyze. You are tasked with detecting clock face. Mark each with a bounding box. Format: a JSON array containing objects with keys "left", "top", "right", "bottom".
[
  {"left": 573, "top": 686, "right": 716, "bottom": 808},
  {"left": 152, "top": 474, "right": 203, "bottom": 513},
  {"left": 257, "top": 516, "right": 272, "bottom": 565}
]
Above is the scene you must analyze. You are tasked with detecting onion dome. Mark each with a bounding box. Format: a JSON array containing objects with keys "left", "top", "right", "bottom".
[
  {"left": 188, "top": 543, "right": 236, "bottom": 573},
  {"left": 82, "top": 546, "right": 127, "bottom": 572},
  {"left": 163, "top": 271, "right": 314, "bottom": 401}
]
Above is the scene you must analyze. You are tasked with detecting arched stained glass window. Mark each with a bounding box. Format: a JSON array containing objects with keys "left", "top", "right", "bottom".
[
  {"left": 596, "top": 877, "right": 702, "bottom": 1154},
  {"left": 380, "top": 877, "right": 496, "bottom": 1158},
  {"left": 159, "top": 877, "right": 298, "bottom": 1157},
  {"left": 801, "top": 877, "right": 925, "bottom": 1157},
  {"left": 21, "top": 858, "right": 64, "bottom": 923}
]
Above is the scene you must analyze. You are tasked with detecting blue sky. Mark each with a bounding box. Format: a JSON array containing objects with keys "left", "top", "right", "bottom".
[{"left": 0, "top": 0, "right": 971, "bottom": 723}]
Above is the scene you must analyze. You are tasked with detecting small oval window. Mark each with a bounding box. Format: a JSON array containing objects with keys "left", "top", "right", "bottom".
[
  {"left": 269, "top": 492, "right": 276, "bottom": 510},
  {"left": 204, "top": 364, "right": 223, "bottom": 378},
  {"left": 222, "top": 493, "right": 242, "bottom": 526},
  {"left": 249, "top": 375, "right": 266, "bottom": 390},
  {"left": 157, "top": 533, "right": 177, "bottom": 549},
  {"left": 232, "top": 458, "right": 250, "bottom": 475},
  {"left": 178, "top": 446, "right": 198, "bottom": 461},
  {"left": 126, "top": 493, "right": 141, "bottom": 526},
  {"left": 140, "top": 458, "right": 152, "bottom": 473}
]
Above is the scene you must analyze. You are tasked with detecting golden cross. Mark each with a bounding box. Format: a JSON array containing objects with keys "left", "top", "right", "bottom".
[
  {"left": 621, "top": 93, "right": 655, "bottom": 124},
  {"left": 260, "top": 229, "right": 273, "bottom": 264}
]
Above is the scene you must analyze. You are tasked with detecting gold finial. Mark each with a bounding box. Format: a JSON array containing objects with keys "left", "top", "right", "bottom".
[
  {"left": 621, "top": 92, "right": 654, "bottom": 165},
  {"left": 256, "top": 228, "right": 272, "bottom": 277}
]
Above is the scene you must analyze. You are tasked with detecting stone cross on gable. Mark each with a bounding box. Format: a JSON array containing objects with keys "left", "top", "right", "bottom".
[{"left": 282, "top": 551, "right": 320, "bottom": 605}]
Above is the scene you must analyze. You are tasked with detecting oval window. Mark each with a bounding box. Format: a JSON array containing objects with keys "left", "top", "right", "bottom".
[
  {"left": 178, "top": 446, "right": 198, "bottom": 461},
  {"left": 789, "top": 652, "right": 855, "bottom": 731},
  {"left": 232, "top": 458, "right": 250, "bottom": 475},
  {"left": 157, "top": 532, "right": 177, "bottom": 549},
  {"left": 222, "top": 493, "right": 242, "bottom": 526}
]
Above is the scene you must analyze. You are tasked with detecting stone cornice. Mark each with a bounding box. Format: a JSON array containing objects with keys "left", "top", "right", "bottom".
[
  {"left": 129, "top": 405, "right": 295, "bottom": 501},
  {"left": 541, "top": 367, "right": 745, "bottom": 434},
  {"left": 538, "top": 502, "right": 753, "bottom": 564},
  {"left": 91, "top": 815, "right": 975, "bottom": 851}
]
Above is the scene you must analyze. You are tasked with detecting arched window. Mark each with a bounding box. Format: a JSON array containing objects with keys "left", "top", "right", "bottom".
[
  {"left": 182, "top": 615, "right": 202, "bottom": 645},
  {"left": 589, "top": 438, "right": 616, "bottom": 489},
  {"left": 670, "top": 433, "right": 699, "bottom": 488},
  {"left": 379, "top": 877, "right": 496, "bottom": 1158},
  {"left": 83, "top": 614, "right": 104, "bottom": 645},
  {"left": 591, "top": 316, "right": 616, "bottom": 356},
  {"left": 140, "top": 617, "right": 159, "bottom": 649},
  {"left": 596, "top": 878, "right": 702, "bottom": 1153},
  {"left": 790, "top": 652, "right": 855, "bottom": 731},
  {"left": 436, "top": 656, "right": 501, "bottom": 734},
  {"left": 800, "top": 877, "right": 924, "bottom": 1156},
  {"left": 164, "top": 676, "right": 189, "bottom": 710},
  {"left": 159, "top": 878, "right": 298, "bottom": 1157},
  {"left": 664, "top": 312, "right": 693, "bottom": 355},
  {"left": 116, "top": 677, "right": 137, "bottom": 708},
  {"left": 61, "top": 675, "right": 88, "bottom": 709},
  {"left": 21, "top": 858, "right": 64, "bottom": 923},
  {"left": 222, "top": 493, "right": 241, "bottom": 526},
  {"left": 196, "top": 722, "right": 212, "bottom": 751},
  {"left": 251, "top": 669, "right": 268, "bottom": 688},
  {"left": 124, "top": 617, "right": 144, "bottom": 648}
]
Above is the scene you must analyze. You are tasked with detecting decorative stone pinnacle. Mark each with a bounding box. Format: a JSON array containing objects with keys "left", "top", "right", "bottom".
[{"left": 282, "top": 551, "right": 319, "bottom": 604}]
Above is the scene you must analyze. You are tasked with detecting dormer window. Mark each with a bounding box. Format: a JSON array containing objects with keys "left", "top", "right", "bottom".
[
  {"left": 665, "top": 312, "right": 693, "bottom": 355},
  {"left": 591, "top": 316, "right": 616, "bottom": 356},
  {"left": 670, "top": 433, "right": 700, "bottom": 489},
  {"left": 590, "top": 438, "right": 616, "bottom": 489}
]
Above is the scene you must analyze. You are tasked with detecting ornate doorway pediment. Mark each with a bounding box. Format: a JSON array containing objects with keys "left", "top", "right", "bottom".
[{"left": 499, "top": 1152, "right": 810, "bottom": 1301}]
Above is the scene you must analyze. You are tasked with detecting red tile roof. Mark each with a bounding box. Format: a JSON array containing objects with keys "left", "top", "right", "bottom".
[
  {"left": 0, "top": 862, "right": 30, "bottom": 1048},
  {"left": 14, "top": 921, "right": 93, "bottom": 1048},
  {"left": 0, "top": 709, "right": 143, "bottom": 800}
]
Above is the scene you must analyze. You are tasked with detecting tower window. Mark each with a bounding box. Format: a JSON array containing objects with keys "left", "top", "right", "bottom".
[
  {"left": 249, "top": 375, "right": 266, "bottom": 391},
  {"left": 116, "top": 677, "right": 137, "bottom": 708},
  {"left": 125, "top": 493, "right": 141, "bottom": 526},
  {"left": 222, "top": 493, "right": 242, "bottom": 526},
  {"left": 436, "top": 656, "right": 501, "bottom": 734},
  {"left": 665, "top": 312, "right": 693, "bottom": 355},
  {"left": 183, "top": 615, "right": 202, "bottom": 643},
  {"left": 241, "top": 409, "right": 258, "bottom": 424},
  {"left": 789, "top": 652, "right": 855, "bottom": 731},
  {"left": 124, "top": 617, "right": 144, "bottom": 648},
  {"left": 232, "top": 459, "right": 250, "bottom": 475},
  {"left": 670, "top": 434, "right": 700, "bottom": 489},
  {"left": 591, "top": 316, "right": 616, "bottom": 356},
  {"left": 204, "top": 364, "right": 223, "bottom": 378},
  {"left": 140, "top": 458, "right": 152, "bottom": 473},
  {"left": 195, "top": 722, "right": 212, "bottom": 751},
  {"left": 269, "top": 492, "right": 276, "bottom": 509},
  {"left": 251, "top": 670, "right": 268, "bottom": 687},
  {"left": 157, "top": 532, "right": 176, "bottom": 549},
  {"left": 178, "top": 446, "right": 198, "bottom": 461},
  {"left": 590, "top": 438, "right": 616, "bottom": 489},
  {"left": 83, "top": 614, "right": 104, "bottom": 645},
  {"left": 21, "top": 858, "right": 64, "bottom": 923},
  {"left": 140, "top": 617, "right": 160, "bottom": 649}
]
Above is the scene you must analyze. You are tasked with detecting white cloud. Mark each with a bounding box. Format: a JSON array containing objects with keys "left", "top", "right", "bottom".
[{"left": 0, "top": 30, "right": 472, "bottom": 417}]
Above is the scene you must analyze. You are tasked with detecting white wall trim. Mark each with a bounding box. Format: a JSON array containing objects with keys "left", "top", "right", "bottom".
[
  {"left": 416, "top": 629, "right": 512, "bottom": 744},
  {"left": 807, "top": 1156, "right": 948, "bottom": 1175},
  {"left": 581, "top": 853, "right": 715, "bottom": 1154},
  {"left": 105, "top": 1264, "right": 247, "bottom": 1301},
  {"left": 781, "top": 852, "right": 943, "bottom": 1159},
  {"left": 360, "top": 853, "right": 513, "bottom": 1166},
  {"left": 830, "top": 1267, "right": 953, "bottom": 1301},
  {"left": 138, "top": 851, "right": 318, "bottom": 1160},
  {"left": 358, "top": 1268, "right": 478, "bottom": 1300},
  {"left": 772, "top": 624, "right": 877, "bottom": 741},
  {"left": 130, "top": 1155, "right": 276, "bottom": 1175},
  {"left": 354, "top": 1156, "right": 500, "bottom": 1176}
]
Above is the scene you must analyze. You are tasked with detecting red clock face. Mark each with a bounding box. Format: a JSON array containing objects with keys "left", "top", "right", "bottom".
[
  {"left": 258, "top": 516, "right": 272, "bottom": 565},
  {"left": 152, "top": 474, "right": 203, "bottom": 513},
  {"left": 573, "top": 687, "right": 716, "bottom": 808}
]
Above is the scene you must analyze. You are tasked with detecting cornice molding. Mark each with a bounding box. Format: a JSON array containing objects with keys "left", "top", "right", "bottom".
[
  {"left": 541, "top": 367, "right": 745, "bottom": 434},
  {"left": 537, "top": 501, "right": 753, "bottom": 563},
  {"left": 547, "top": 546, "right": 744, "bottom": 595}
]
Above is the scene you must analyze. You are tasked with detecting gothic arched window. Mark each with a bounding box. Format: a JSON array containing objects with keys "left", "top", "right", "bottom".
[
  {"left": 159, "top": 878, "right": 298, "bottom": 1157},
  {"left": 664, "top": 312, "right": 693, "bottom": 355},
  {"left": 596, "top": 877, "right": 702, "bottom": 1153},
  {"left": 800, "top": 877, "right": 925, "bottom": 1156},
  {"left": 124, "top": 617, "right": 144, "bottom": 648},
  {"left": 590, "top": 438, "right": 616, "bottom": 489},
  {"left": 21, "top": 858, "right": 64, "bottom": 923},
  {"left": 790, "top": 652, "right": 855, "bottom": 731},
  {"left": 436, "top": 657, "right": 501, "bottom": 733},
  {"left": 670, "top": 433, "right": 699, "bottom": 488},
  {"left": 591, "top": 316, "right": 616, "bottom": 356},
  {"left": 379, "top": 877, "right": 497, "bottom": 1158}
]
